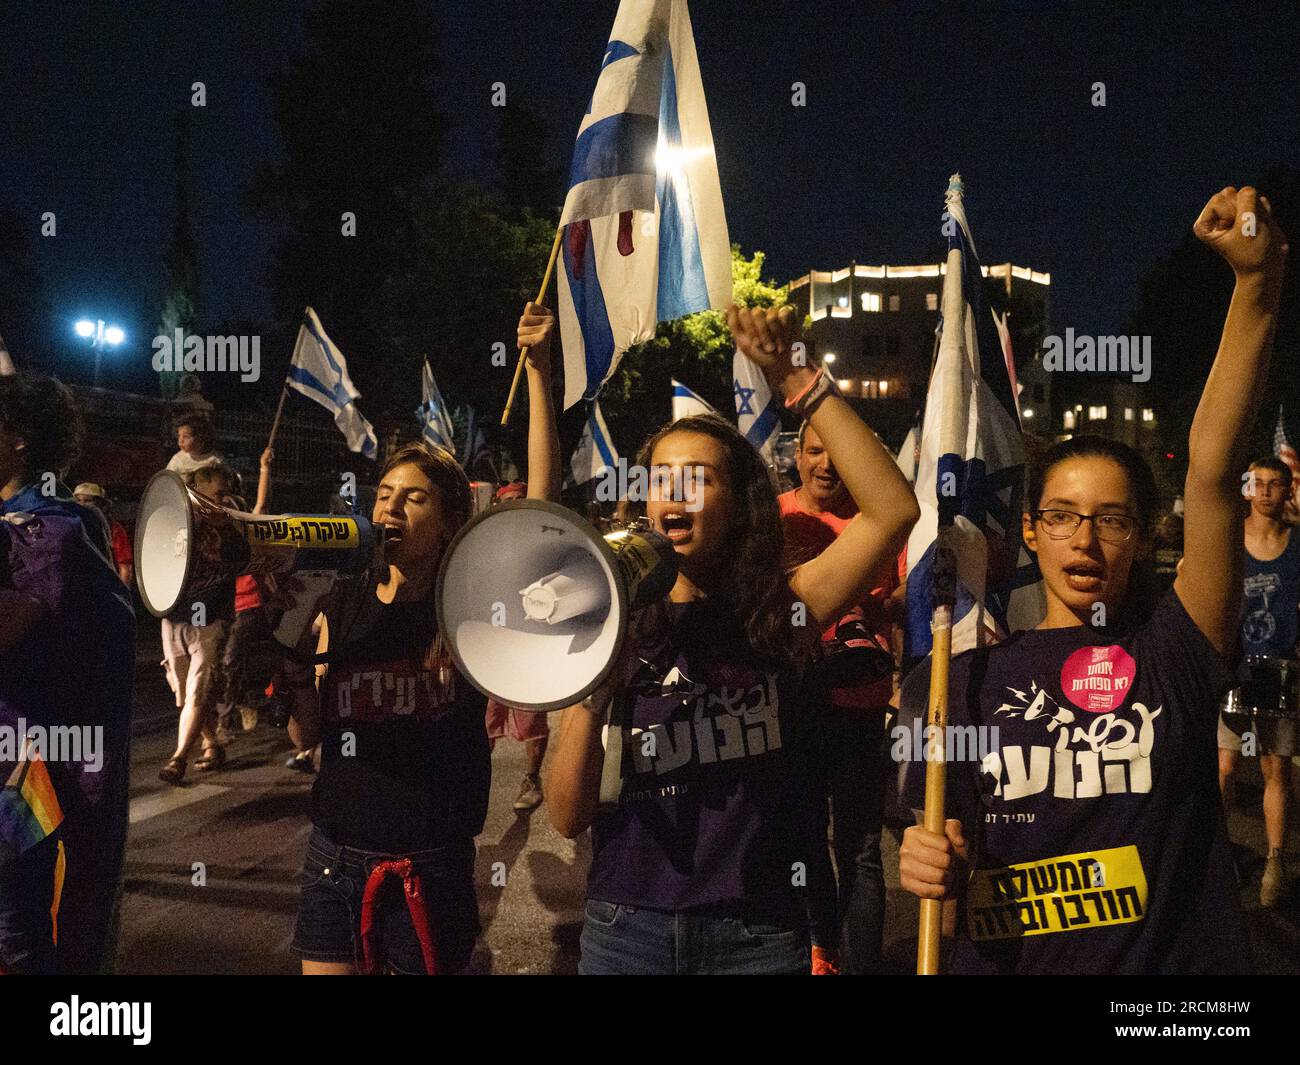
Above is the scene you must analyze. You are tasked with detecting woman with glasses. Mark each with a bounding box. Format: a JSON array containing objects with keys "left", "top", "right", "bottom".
[{"left": 898, "top": 186, "right": 1288, "bottom": 974}]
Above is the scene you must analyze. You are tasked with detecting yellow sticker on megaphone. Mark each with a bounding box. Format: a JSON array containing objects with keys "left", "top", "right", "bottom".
[{"left": 245, "top": 516, "right": 360, "bottom": 548}]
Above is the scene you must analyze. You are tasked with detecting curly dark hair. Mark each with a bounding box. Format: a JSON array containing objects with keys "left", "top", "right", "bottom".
[
  {"left": 0, "top": 374, "right": 83, "bottom": 479},
  {"left": 619, "top": 414, "right": 811, "bottom": 669},
  {"left": 173, "top": 413, "right": 215, "bottom": 453}
]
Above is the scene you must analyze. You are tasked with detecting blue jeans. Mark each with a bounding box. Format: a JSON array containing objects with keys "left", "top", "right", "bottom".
[
  {"left": 291, "top": 826, "right": 479, "bottom": 974},
  {"left": 579, "top": 900, "right": 810, "bottom": 975}
]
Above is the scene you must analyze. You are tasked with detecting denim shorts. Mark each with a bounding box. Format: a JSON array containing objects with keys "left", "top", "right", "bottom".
[
  {"left": 291, "top": 825, "right": 480, "bottom": 974},
  {"left": 578, "top": 899, "right": 810, "bottom": 975}
]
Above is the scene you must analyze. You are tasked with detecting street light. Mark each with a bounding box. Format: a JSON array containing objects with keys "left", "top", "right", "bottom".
[{"left": 74, "top": 318, "right": 125, "bottom": 387}]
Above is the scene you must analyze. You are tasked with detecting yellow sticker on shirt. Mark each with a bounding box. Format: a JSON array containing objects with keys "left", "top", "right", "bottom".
[{"left": 966, "top": 845, "right": 1148, "bottom": 941}]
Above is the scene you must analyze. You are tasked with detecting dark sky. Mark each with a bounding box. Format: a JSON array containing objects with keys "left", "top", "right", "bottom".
[{"left": 2, "top": 0, "right": 1297, "bottom": 386}]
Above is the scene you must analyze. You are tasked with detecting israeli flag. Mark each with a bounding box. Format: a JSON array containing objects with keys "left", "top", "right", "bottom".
[
  {"left": 671, "top": 378, "right": 716, "bottom": 421},
  {"left": 557, "top": 0, "right": 732, "bottom": 410},
  {"left": 566, "top": 399, "right": 620, "bottom": 489},
  {"left": 460, "top": 404, "right": 488, "bottom": 470},
  {"left": 417, "top": 361, "right": 456, "bottom": 454},
  {"left": 287, "top": 308, "right": 377, "bottom": 461},
  {"left": 732, "top": 348, "right": 780, "bottom": 461},
  {"left": 904, "top": 175, "right": 1044, "bottom": 659}
]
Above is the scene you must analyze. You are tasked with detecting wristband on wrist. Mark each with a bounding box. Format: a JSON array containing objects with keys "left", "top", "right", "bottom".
[{"left": 784, "top": 368, "right": 838, "bottom": 417}]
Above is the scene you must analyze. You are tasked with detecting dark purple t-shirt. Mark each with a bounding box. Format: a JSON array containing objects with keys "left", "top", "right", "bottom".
[
  {"left": 587, "top": 600, "right": 821, "bottom": 913},
  {"left": 900, "top": 589, "right": 1247, "bottom": 974}
]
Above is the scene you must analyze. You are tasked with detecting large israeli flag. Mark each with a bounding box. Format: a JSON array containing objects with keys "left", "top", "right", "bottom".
[
  {"left": 733, "top": 347, "right": 780, "bottom": 462},
  {"left": 557, "top": 0, "right": 732, "bottom": 410},
  {"left": 566, "top": 399, "right": 620, "bottom": 489},
  {"left": 287, "top": 308, "right": 377, "bottom": 461},
  {"left": 903, "top": 176, "right": 1044, "bottom": 659},
  {"left": 417, "top": 361, "right": 456, "bottom": 454},
  {"left": 671, "top": 378, "right": 716, "bottom": 420}
]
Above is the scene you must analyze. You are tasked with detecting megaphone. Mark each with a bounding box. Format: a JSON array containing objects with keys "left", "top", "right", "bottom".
[
  {"left": 436, "top": 500, "right": 677, "bottom": 712},
  {"left": 134, "top": 470, "right": 380, "bottom": 647}
]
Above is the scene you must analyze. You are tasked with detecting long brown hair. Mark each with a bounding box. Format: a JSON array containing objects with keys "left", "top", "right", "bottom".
[
  {"left": 620, "top": 414, "right": 811, "bottom": 669},
  {"left": 376, "top": 440, "right": 472, "bottom": 674}
]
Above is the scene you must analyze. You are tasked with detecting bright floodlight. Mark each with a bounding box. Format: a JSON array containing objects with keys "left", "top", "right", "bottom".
[
  {"left": 823, "top": 353, "right": 836, "bottom": 364},
  {"left": 75, "top": 320, "right": 95, "bottom": 338},
  {"left": 104, "top": 326, "right": 125, "bottom": 345}
]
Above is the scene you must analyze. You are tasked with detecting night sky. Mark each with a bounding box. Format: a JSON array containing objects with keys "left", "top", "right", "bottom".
[{"left": 2, "top": 0, "right": 1298, "bottom": 388}]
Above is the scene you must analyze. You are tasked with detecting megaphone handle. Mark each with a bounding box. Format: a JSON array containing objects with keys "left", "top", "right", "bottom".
[
  {"left": 273, "top": 571, "right": 337, "bottom": 649},
  {"left": 597, "top": 692, "right": 628, "bottom": 808}
]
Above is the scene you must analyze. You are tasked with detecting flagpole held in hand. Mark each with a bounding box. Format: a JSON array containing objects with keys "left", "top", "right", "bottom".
[
  {"left": 502, "top": 227, "right": 565, "bottom": 427},
  {"left": 266, "top": 383, "right": 290, "bottom": 451}
]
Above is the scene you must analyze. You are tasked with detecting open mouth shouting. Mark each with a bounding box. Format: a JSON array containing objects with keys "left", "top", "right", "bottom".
[
  {"left": 657, "top": 509, "right": 695, "bottom": 545},
  {"left": 1063, "top": 559, "right": 1105, "bottom": 594}
]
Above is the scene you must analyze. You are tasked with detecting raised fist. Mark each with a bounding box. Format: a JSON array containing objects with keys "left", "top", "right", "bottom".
[{"left": 1194, "top": 186, "right": 1288, "bottom": 281}]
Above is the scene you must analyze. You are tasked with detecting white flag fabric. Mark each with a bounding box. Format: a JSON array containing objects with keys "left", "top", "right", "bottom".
[
  {"left": 566, "top": 399, "right": 620, "bottom": 489},
  {"left": 903, "top": 175, "right": 1044, "bottom": 659},
  {"left": 732, "top": 347, "right": 780, "bottom": 462},
  {"left": 557, "top": 0, "right": 731, "bottom": 409},
  {"left": 671, "top": 378, "right": 716, "bottom": 421},
  {"left": 895, "top": 424, "right": 920, "bottom": 484},
  {"left": 418, "top": 361, "right": 456, "bottom": 454},
  {"left": 287, "top": 308, "right": 377, "bottom": 461}
]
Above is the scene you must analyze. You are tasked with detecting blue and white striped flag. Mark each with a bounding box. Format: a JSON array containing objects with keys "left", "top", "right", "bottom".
[
  {"left": 460, "top": 405, "right": 489, "bottom": 471},
  {"left": 566, "top": 399, "right": 620, "bottom": 489},
  {"left": 903, "top": 175, "right": 1044, "bottom": 659},
  {"left": 557, "top": 0, "right": 732, "bottom": 409},
  {"left": 671, "top": 378, "right": 716, "bottom": 420},
  {"left": 417, "top": 361, "right": 455, "bottom": 453},
  {"left": 733, "top": 347, "right": 780, "bottom": 462},
  {"left": 287, "top": 307, "right": 377, "bottom": 461}
]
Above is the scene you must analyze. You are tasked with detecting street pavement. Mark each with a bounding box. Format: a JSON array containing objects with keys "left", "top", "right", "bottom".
[{"left": 118, "top": 644, "right": 1300, "bottom": 974}]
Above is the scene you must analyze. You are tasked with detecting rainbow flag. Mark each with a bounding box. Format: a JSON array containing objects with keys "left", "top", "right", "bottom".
[{"left": 0, "top": 752, "right": 64, "bottom": 859}]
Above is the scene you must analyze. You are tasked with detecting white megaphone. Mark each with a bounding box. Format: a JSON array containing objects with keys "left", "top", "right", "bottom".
[
  {"left": 436, "top": 500, "right": 677, "bottom": 712},
  {"left": 134, "top": 470, "right": 381, "bottom": 647}
]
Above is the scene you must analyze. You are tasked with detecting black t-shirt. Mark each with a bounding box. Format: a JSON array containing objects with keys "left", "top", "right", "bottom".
[
  {"left": 587, "top": 600, "right": 823, "bottom": 914},
  {"left": 311, "top": 593, "right": 490, "bottom": 854},
  {"left": 899, "top": 589, "right": 1248, "bottom": 974}
]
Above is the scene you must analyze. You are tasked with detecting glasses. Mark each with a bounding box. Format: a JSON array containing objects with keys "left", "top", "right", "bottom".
[{"left": 1033, "top": 509, "right": 1139, "bottom": 543}]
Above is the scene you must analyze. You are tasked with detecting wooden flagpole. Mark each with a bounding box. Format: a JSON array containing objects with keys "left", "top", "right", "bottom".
[
  {"left": 266, "top": 383, "right": 290, "bottom": 451},
  {"left": 501, "top": 226, "right": 565, "bottom": 427}
]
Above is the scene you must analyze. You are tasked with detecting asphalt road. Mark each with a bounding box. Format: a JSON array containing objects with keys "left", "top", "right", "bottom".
[{"left": 117, "top": 634, "right": 1300, "bottom": 975}]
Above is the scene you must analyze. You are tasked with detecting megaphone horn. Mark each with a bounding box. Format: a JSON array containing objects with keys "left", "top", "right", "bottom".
[
  {"left": 134, "top": 470, "right": 380, "bottom": 646},
  {"left": 436, "top": 500, "right": 677, "bottom": 712}
]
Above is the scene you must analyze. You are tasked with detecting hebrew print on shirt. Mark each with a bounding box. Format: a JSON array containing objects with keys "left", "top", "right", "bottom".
[
  {"left": 328, "top": 660, "right": 460, "bottom": 723},
  {"left": 984, "top": 644, "right": 1161, "bottom": 801}
]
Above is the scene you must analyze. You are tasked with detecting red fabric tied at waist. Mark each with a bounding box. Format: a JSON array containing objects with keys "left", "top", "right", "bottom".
[{"left": 358, "top": 858, "right": 439, "bottom": 975}]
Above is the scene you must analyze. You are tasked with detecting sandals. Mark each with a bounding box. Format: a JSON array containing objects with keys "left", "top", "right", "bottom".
[
  {"left": 194, "top": 745, "right": 227, "bottom": 772},
  {"left": 158, "top": 756, "right": 186, "bottom": 785}
]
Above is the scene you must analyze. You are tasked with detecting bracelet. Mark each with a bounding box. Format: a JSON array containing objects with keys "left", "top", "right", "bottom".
[{"left": 785, "top": 368, "right": 838, "bottom": 418}]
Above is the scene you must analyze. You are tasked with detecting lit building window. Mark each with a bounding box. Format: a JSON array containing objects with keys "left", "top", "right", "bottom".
[
  {"left": 861, "top": 292, "right": 881, "bottom": 313},
  {"left": 1088, "top": 405, "right": 1107, "bottom": 421},
  {"left": 838, "top": 379, "right": 853, "bottom": 393},
  {"left": 926, "top": 292, "right": 938, "bottom": 311},
  {"left": 1064, "top": 410, "right": 1076, "bottom": 430},
  {"left": 1124, "top": 407, "right": 1134, "bottom": 421},
  {"left": 879, "top": 380, "right": 889, "bottom": 396},
  {"left": 888, "top": 294, "right": 901, "bottom": 312},
  {"left": 1142, "top": 408, "right": 1155, "bottom": 423}
]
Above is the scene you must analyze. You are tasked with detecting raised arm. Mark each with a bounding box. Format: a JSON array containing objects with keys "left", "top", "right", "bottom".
[
  {"left": 518, "top": 302, "right": 562, "bottom": 503},
  {"left": 1175, "top": 187, "right": 1289, "bottom": 654},
  {"left": 727, "top": 304, "right": 921, "bottom": 628},
  {"left": 252, "top": 446, "right": 274, "bottom": 515}
]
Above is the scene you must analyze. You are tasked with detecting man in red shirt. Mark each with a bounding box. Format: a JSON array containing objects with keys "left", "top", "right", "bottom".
[{"left": 779, "top": 421, "right": 899, "bottom": 974}]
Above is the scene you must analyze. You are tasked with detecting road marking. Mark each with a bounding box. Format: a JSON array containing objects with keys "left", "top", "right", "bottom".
[{"left": 130, "top": 784, "right": 229, "bottom": 824}]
